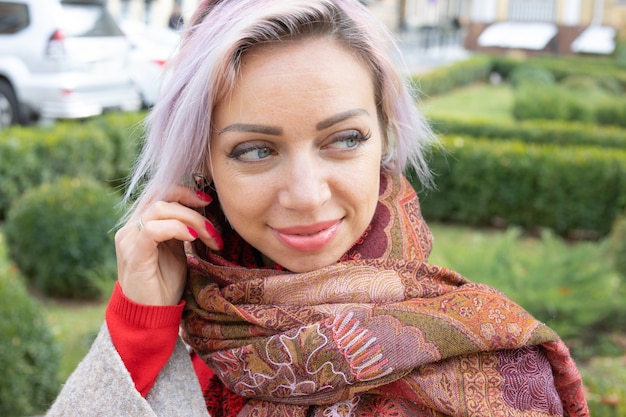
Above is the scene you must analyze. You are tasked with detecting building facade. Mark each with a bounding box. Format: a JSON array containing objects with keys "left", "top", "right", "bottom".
[
  {"left": 460, "top": 0, "right": 625, "bottom": 54},
  {"left": 106, "top": 0, "right": 624, "bottom": 55}
]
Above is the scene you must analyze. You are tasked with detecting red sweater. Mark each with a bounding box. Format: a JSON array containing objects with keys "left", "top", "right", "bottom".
[{"left": 105, "top": 283, "right": 244, "bottom": 416}]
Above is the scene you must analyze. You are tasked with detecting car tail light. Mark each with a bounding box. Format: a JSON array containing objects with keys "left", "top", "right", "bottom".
[
  {"left": 46, "top": 29, "right": 66, "bottom": 58},
  {"left": 152, "top": 59, "right": 167, "bottom": 67}
]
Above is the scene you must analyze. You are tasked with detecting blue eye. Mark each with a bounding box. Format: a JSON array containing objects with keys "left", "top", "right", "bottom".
[
  {"left": 329, "top": 130, "right": 370, "bottom": 150},
  {"left": 229, "top": 145, "right": 273, "bottom": 161}
]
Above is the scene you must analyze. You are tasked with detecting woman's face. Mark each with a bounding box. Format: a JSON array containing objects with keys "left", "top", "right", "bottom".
[{"left": 210, "top": 37, "right": 383, "bottom": 272}]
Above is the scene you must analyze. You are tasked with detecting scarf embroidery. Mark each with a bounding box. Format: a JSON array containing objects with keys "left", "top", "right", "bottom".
[{"left": 182, "top": 173, "right": 589, "bottom": 417}]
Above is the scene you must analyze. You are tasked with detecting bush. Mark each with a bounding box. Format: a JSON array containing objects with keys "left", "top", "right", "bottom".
[
  {"left": 0, "top": 111, "right": 146, "bottom": 220},
  {"left": 561, "top": 74, "right": 623, "bottom": 96},
  {"left": 0, "top": 122, "right": 113, "bottom": 220},
  {"left": 85, "top": 111, "right": 147, "bottom": 190},
  {"left": 417, "top": 136, "right": 626, "bottom": 239},
  {"left": 412, "top": 55, "right": 493, "bottom": 97},
  {"left": 0, "top": 235, "right": 60, "bottom": 417},
  {"left": 595, "top": 96, "right": 626, "bottom": 128},
  {"left": 513, "top": 84, "right": 566, "bottom": 121},
  {"left": 609, "top": 212, "right": 626, "bottom": 280},
  {"left": 492, "top": 54, "right": 626, "bottom": 90},
  {"left": 429, "top": 116, "right": 626, "bottom": 149},
  {"left": 5, "top": 177, "right": 121, "bottom": 299},
  {"left": 509, "top": 65, "right": 555, "bottom": 88}
]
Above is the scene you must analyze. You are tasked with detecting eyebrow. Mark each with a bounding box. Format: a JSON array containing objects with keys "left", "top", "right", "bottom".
[
  {"left": 218, "top": 124, "right": 282, "bottom": 135},
  {"left": 316, "top": 108, "right": 369, "bottom": 131},
  {"left": 218, "top": 108, "right": 370, "bottom": 136}
]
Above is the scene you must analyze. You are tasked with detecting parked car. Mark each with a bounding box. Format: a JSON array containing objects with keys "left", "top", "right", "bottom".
[
  {"left": 0, "top": 0, "right": 141, "bottom": 128},
  {"left": 119, "top": 19, "right": 180, "bottom": 108}
]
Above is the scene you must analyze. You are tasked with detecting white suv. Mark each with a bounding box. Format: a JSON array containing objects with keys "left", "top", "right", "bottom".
[{"left": 0, "top": 0, "right": 141, "bottom": 127}]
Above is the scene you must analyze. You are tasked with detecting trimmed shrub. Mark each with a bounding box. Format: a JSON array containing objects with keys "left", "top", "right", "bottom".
[
  {"left": 0, "top": 111, "right": 146, "bottom": 220},
  {"left": 561, "top": 74, "right": 623, "bottom": 96},
  {"left": 429, "top": 116, "right": 626, "bottom": 149},
  {"left": 509, "top": 65, "right": 555, "bottom": 88},
  {"left": 0, "top": 122, "right": 113, "bottom": 220},
  {"left": 560, "top": 75, "right": 601, "bottom": 92},
  {"left": 85, "top": 111, "right": 146, "bottom": 190},
  {"left": 412, "top": 55, "right": 493, "bottom": 97},
  {"left": 492, "top": 54, "right": 626, "bottom": 90},
  {"left": 512, "top": 84, "right": 600, "bottom": 123},
  {"left": 595, "top": 96, "right": 626, "bottom": 128},
  {"left": 608, "top": 212, "right": 626, "bottom": 280},
  {"left": 0, "top": 235, "right": 60, "bottom": 417},
  {"left": 416, "top": 136, "right": 626, "bottom": 239},
  {"left": 5, "top": 177, "right": 121, "bottom": 299}
]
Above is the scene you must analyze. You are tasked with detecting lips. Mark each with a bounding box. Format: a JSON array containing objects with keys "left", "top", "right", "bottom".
[{"left": 272, "top": 219, "right": 342, "bottom": 252}]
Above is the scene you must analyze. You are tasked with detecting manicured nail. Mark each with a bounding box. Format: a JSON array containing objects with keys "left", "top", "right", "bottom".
[
  {"left": 195, "top": 190, "right": 212, "bottom": 202},
  {"left": 187, "top": 226, "right": 199, "bottom": 239},
  {"left": 205, "top": 221, "right": 224, "bottom": 250}
]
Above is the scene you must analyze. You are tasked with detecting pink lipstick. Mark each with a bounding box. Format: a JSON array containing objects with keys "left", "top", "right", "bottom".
[{"left": 273, "top": 220, "right": 342, "bottom": 252}]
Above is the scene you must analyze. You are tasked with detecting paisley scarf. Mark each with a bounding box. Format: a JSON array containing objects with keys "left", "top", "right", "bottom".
[{"left": 182, "top": 173, "right": 589, "bottom": 417}]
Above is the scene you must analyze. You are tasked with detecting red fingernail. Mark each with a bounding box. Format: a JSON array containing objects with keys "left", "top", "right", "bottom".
[
  {"left": 205, "top": 221, "right": 224, "bottom": 250},
  {"left": 195, "top": 190, "right": 213, "bottom": 202},
  {"left": 187, "top": 226, "right": 199, "bottom": 239}
]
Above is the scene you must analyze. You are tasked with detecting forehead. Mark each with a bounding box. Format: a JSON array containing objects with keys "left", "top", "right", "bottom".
[
  {"left": 215, "top": 38, "right": 376, "bottom": 121},
  {"left": 239, "top": 36, "right": 368, "bottom": 74}
]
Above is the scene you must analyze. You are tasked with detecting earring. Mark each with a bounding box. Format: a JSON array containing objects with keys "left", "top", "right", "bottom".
[{"left": 192, "top": 173, "right": 209, "bottom": 190}]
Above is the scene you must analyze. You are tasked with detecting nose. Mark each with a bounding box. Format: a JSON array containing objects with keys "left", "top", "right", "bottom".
[{"left": 278, "top": 153, "right": 331, "bottom": 213}]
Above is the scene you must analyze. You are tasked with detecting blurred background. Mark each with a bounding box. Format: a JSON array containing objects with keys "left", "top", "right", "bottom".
[{"left": 1, "top": 0, "right": 626, "bottom": 416}]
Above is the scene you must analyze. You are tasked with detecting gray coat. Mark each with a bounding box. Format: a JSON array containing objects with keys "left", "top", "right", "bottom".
[{"left": 46, "top": 324, "right": 210, "bottom": 417}]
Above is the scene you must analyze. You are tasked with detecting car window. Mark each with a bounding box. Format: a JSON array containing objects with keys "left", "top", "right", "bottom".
[
  {"left": 0, "top": 2, "right": 29, "bottom": 34},
  {"left": 60, "top": 3, "right": 123, "bottom": 37}
]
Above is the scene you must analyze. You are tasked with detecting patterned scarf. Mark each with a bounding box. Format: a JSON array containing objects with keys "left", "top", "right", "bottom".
[{"left": 182, "top": 173, "right": 589, "bottom": 417}]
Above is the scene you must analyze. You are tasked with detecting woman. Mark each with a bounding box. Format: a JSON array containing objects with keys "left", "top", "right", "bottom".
[{"left": 47, "top": 1, "right": 589, "bottom": 416}]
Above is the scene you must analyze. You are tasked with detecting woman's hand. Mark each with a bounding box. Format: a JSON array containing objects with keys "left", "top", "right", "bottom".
[{"left": 114, "top": 186, "right": 221, "bottom": 306}]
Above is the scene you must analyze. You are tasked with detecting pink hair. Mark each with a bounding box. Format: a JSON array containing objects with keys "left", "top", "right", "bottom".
[{"left": 124, "top": 0, "right": 436, "bottom": 217}]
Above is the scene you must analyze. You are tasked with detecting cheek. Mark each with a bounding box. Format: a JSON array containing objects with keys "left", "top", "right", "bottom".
[
  {"left": 216, "top": 182, "right": 254, "bottom": 220},
  {"left": 214, "top": 176, "right": 273, "bottom": 233}
]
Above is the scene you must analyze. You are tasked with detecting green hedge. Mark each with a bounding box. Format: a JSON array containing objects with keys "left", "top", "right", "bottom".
[
  {"left": 411, "top": 55, "right": 493, "bottom": 97},
  {"left": 491, "top": 55, "right": 626, "bottom": 90},
  {"left": 609, "top": 210, "right": 626, "bottom": 280},
  {"left": 415, "top": 52, "right": 626, "bottom": 99},
  {"left": 429, "top": 116, "right": 626, "bottom": 149},
  {"left": 0, "top": 235, "right": 60, "bottom": 417},
  {"left": 0, "top": 112, "right": 146, "bottom": 220},
  {"left": 5, "top": 177, "right": 121, "bottom": 299},
  {"left": 512, "top": 83, "right": 626, "bottom": 127},
  {"left": 87, "top": 112, "right": 146, "bottom": 189},
  {"left": 417, "top": 136, "right": 626, "bottom": 239}
]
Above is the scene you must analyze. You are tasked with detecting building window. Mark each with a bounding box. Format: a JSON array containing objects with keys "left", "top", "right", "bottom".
[{"left": 508, "top": 0, "right": 556, "bottom": 22}]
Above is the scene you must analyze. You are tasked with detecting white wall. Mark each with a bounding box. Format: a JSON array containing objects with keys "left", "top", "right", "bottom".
[
  {"left": 107, "top": 0, "right": 200, "bottom": 26},
  {"left": 470, "top": 0, "right": 497, "bottom": 22}
]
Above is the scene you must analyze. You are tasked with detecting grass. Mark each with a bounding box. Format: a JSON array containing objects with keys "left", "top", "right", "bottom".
[
  {"left": 421, "top": 82, "right": 515, "bottom": 122},
  {"left": 42, "top": 294, "right": 109, "bottom": 381}
]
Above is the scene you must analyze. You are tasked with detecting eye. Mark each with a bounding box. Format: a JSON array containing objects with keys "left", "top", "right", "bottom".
[
  {"left": 327, "top": 130, "right": 371, "bottom": 150},
  {"left": 228, "top": 143, "right": 274, "bottom": 161}
]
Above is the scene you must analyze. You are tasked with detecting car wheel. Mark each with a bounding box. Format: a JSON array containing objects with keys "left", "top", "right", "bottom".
[{"left": 0, "top": 80, "right": 19, "bottom": 128}]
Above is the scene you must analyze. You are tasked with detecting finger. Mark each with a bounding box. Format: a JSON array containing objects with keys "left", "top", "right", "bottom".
[
  {"left": 139, "top": 201, "right": 223, "bottom": 251},
  {"left": 165, "top": 184, "right": 213, "bottom": 209}
]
